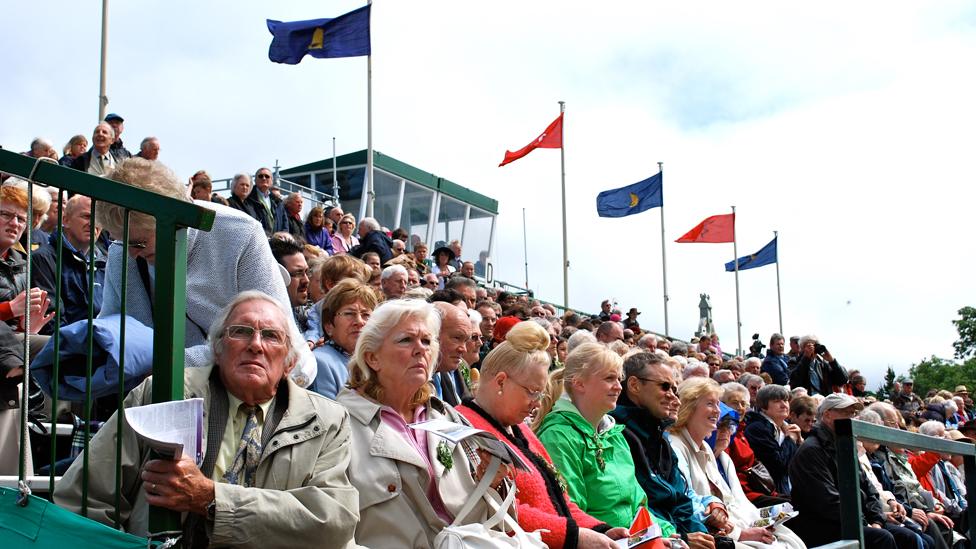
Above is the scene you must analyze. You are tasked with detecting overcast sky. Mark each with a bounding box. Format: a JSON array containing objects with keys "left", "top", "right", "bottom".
[{"left": 4, "top": 1, "right": 975, "bottom": 386}]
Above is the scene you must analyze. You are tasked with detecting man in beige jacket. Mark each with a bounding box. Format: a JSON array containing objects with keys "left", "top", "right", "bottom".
[{"left": 55, "top": 291, "right": 359, "bottom": 548}]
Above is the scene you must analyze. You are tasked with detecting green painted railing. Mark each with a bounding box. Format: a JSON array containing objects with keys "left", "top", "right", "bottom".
[
  {"left": 834, "top": 418, "right": 976, "bottom": 548},
  {"left": 0, "top": 148, "right": 214, "bottom": 547}
]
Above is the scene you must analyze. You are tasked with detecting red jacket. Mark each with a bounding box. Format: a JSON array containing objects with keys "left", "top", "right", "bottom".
[
  {"left": 908, "top": 451, "right": 942, "bottom": 494},
  {"left": 457, "top": 403, "right": 606, "bottom": 548},
  {"left": 725, "top": 425, "right": 780, "bottom": 502}
]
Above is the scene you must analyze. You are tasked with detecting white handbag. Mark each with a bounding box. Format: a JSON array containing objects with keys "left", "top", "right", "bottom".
[{"left": 434, "top": 457, "right": 549, "bottom": 549}]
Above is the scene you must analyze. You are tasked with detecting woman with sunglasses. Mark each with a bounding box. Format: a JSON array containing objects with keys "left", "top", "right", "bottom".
[
  {"left": 535, "top": 342, "right": 677, "bottom": 537},
  {"left": 457, "top": 322, "right": 629, "bottom": 548},
  {"left": 330, "top": 213, "right": 359, "bottom": 255},
  {"left": 670, "top": 378, "right": 805, "bottom": 548}
]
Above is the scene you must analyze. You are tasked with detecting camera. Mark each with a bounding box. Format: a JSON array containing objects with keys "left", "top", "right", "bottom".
[
  {"left": 748, "top": 333, "right": 766, "bottom": 357},
  {"left": 815, "top": 343, "right": 828, "bottom": 355}
]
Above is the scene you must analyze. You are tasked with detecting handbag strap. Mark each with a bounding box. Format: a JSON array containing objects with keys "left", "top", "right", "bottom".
[
  {"left": 481, "top": 479, "right": 517, "bottom": 531},
  {"left": 450, "top": 456, "right": 501, "bottom": 527}
]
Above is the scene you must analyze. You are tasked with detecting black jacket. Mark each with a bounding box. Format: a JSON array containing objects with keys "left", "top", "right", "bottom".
[
  {"left": 789, "top": 353, "right": 847, "bottom": 396},
  {"left": 611, "top": 395, "right": 708, "bottom": 535},
  {"left": 0, "top": 247, "right": 28, "bottom": 327},
  {"left": 0, "top": 321, "right": 25, "bottom": 410},
  {"left": 227, "top": 194, "right": 263, "bottom": 225},
  {"left": 742, "top": 410, "right": 797, "bottom": 495},
  {"left": 350, "top": 229, "right": 393, "bottom": 266},
  {"left": 30, "top": 232, "right": 106, "bottom": 334},
  {"left": 788, "top": 423, "right": 885, "bottom": 545},
  {"left": 244, "top": 187, "right": 285, "bottom": 236}
]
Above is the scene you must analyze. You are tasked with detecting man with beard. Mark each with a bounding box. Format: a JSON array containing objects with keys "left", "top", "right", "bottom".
[
  {"left": 270, "top": 239, "right": 310, "bottom": 332},
  {"left": 611, "top": 352, "right": 723, "bottom": 549}
]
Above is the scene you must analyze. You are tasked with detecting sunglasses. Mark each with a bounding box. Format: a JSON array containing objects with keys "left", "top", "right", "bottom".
[
  {"left": 256, "top": 174, "right": 272, "bottom": 179},
  {"left": 635, "top": 377, "right": 678, "bottom": 394}
]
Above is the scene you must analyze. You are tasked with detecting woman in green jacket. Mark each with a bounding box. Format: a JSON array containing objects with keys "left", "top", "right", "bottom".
[{"left": 534, "top": 342, "right": 677, "bottom": 537}]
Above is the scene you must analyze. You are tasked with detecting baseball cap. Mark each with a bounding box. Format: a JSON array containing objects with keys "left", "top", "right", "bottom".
[
  {"left": 104, "top": 113, "right": 124, "bottom": 123},
  {"left": 817, "top": 392, "right": 864, "bottom": 417}
]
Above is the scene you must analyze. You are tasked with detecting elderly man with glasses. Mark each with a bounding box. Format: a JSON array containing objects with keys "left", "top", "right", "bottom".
[
  {"left": 611, "top": 352, "right": 724, "bottom": 549},
  {"left": 56, "top": 292, "right": 359, "bottom": 548}
]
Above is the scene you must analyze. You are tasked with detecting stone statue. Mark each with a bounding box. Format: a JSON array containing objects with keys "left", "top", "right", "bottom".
[{"left": 696, "top": 293, "right": 714, "bottom": 338}]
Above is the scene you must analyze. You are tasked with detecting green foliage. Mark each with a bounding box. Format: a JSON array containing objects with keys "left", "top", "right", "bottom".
[
  {"left": 875, "top": 366, "right": 897, "bottom": 401},
  {"left": 908, "top": 356, "right": 976, "bottom": 397},
  {"left": 952, "top": 306, "right": 976, "bottom": 360}
]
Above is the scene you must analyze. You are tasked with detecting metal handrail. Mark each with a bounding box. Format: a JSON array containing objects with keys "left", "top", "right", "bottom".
[{"left": 834, "top": 418, "right": 976, "bottom": 547}]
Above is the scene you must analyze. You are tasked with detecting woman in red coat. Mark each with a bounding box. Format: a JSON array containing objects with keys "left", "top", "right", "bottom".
[
  {"left": 720, "top": 381, "right": 790, "bottom": 506},
  {"left": 456, "top": 321, "right": 629, "bottom": 548}
]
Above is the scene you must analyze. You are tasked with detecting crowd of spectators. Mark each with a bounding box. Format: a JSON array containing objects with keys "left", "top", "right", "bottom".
[{"left": 1, "top": 124, "right": 973, "bottom": 548}]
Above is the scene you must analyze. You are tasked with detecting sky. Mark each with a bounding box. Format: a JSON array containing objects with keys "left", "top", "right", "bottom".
[{"left": 3, "top": 1, "right": 976, "bottom": 386}]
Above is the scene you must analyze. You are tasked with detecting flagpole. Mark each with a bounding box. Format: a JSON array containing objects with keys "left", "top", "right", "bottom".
[
  {"left": 558, "top": 100, "right": 568, "bottom": 309},
  {"left": 97, "top": 0, "right": 109, "bottom": 120},
  {"left": 332, "top": 137, "right": 339, "bottom": 207},
  {"left": 658, "top": 161, "right": 669, "bottom": 337},
  {"left": 522, "top": 207, "right": 530, "bottom": 288},
  {"left": 732, "top": 205, "right": 742, "bottom": 356},
  {"left": 774, "top": 230, "right": 783, "bottom": 335},
  {"left": 365, "top": 0, "right": 374, "bottom": 218}
]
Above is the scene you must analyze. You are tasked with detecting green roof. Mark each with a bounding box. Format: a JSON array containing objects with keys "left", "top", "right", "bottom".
[{"left": 282, "top": 149, "right": 498, "bottom": 214}]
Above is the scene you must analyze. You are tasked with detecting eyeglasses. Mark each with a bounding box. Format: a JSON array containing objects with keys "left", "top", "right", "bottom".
[
  {"left": 508, "top": 378, "right": 545, "bottom": 402},
  {"left": 635, "top": 377, "right": 678, "bottom": 394},
  {"left": 289, "top": 269, "right": 311, "bottom": 279},
  {"left": 469, "top": 334, "right": 483, "bottom": 343},
  {"left": 0, "top": 210, "right": 28, "bottom": 226},
  {"left": 225, "top": 325, "right": 287, "bottom": 346},
  {"left": 340, "top": 221, "right": 353, "bottom": 225},
  {"left": 256, "top": 174, "right": 272, "bottom": 179},
  {"left": 336, "top": 309, "right": 371, "bottom": 322},
  {"left": 128, "top": 241, "right": 148, "bottom": 249}
]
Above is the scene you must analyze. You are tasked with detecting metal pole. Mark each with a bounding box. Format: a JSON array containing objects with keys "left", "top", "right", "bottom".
[
  {"left": 97, "top": 0, "right": 109, "bottom": 121},
  {"left": 522, "top": 207, "right": 529, "bottom": 288},
  {"left": 658, "top": 161, "right": 669, "bottom": 337},
  {"left": 332, "top": 137, "right": 339, "bottom": 207},
  {"left": 365, "top": 3, "right": 374, "bottom": 218},
  {"left": 732, "top": 205, "right": 742, "bottom": 355},
  {"left": 774, "top": 230, "right": 783, "bottom": 335},
  {"left": 558, "top": 101, "right": 568, "bottom": 308}
]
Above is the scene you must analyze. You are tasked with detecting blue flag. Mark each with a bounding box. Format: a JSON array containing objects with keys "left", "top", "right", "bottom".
[
  {"left": 596, "top": 172, "right": 663, "bottom": 218},
  {"left": 267, "top": 5, "right": 371, "bottom": 64},
  {"left": 725, "top": 236, "right": 777, "bottom": 271}
]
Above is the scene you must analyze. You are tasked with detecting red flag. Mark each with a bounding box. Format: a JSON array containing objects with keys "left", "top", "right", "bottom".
[
  {"left": 629, "top": 506, "right": 652, "bottom": 535},
  {"left": 498, "top": 113, "right": 563, "bottom": 167},
  {"left": 676, "top": 213, "right": 735, "bottom": 243}
]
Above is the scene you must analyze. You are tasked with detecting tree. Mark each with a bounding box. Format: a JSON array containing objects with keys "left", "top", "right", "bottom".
[
  {"left": 908, "top": 356, "right": 976, "bottom": 398},
  {"left": 952, "top": 306, "right": 976, "bottom": 360},
  {"left": 875, "top": 366, "right": 897, "bottom": 401}
]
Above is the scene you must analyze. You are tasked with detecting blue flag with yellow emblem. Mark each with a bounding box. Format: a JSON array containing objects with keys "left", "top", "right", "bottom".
[
  {"left": 596, "top": 172, "right": 663, "bottom": 218},
  {"left": 725, "top": 236, "right": 777, "bottom": 271},
  {"left": 267, "top": 5, "right": 371, "bottom": 64}
]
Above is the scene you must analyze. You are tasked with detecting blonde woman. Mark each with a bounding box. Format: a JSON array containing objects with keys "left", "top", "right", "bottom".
[
  {"left": 330, "top": 213, "right": 359, "bottom": 255},
  {"left": 336, "top": 299, "right": 505, "bottom": 547},
  {"left": 457, "top": 323, "right": 629, "bottom": 548},
  {"left": 669, "top": 377, "right": 805, "bottom": 549},
  {"left": 535, "top": 342, "right": 677, "bottom": 537}
]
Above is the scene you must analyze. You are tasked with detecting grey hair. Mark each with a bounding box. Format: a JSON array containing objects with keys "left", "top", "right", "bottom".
[
  {"left": 669, "top": 341, "right": 688, "bottom": 357},
  {"left": 233, "top": 173, "right": 252, "bottom": 185},
  {"left": 682, "top": 363, "right": 708, "bottom": 380},
  {"left": 96, "top": 158, "right": 189, "bottom": 235},
  {"left": 769, "top": 333, "right": 785, "bottom": 345},
  {"left": 755, "top": 384, "right": 790, "bottom": 410},
  {"left": 737, "top": 373, "right": 764, "bottom": 387},
  {"left": 360, "top": 216, "right": 380, "bottom": 232},
  {"left": 445, "top": 276, "right": 476, "bottom": 291},
  {"left": 207, "top": 290, "right": 304, "bottom": 369},
  {"left": 530, "top": 317, "right": 552, "bottom": 330},
  {"left": 858, "top": 409, "right": 883, "bottom": 425},
  {"left": 348, "top": 298, "right": 441, "bottom": 386},
  {"left": 467, "top": 307, "right": 482, "bottom": 325},
  {"left": 94, "top": 122, "right": 116, "bottom": 139},
  {"left": 798, "top": 334, "right": 819, "bottom": 348},
  {"left": 567, "top": 329, "right": 597, "bottom": 354},
  {"left": 945, "top": 400, "right": 958, "bottom": 414},
  {"left": 744, "top": 357, "right": 762, "bottom": 369},
  {"left": 918, "top": 420, "right": 945, "bottom": 438},
  {"left": 140, "top": 136, "right": 159, "bottom": 150},
  {"left": 721, "top": 382, "right": 749, "bottom": 400},
  {"left": 283, "top": 192, "right": 303, "bottom": 205},
  {"left": 30, "top": 137, "right": 53, "bottom": 154},
  {"left": 637, "top": 333, "right": 657, "bottom": 350},
  {"left": 381, "top": 264, "right": 407, "bottom": 281}
]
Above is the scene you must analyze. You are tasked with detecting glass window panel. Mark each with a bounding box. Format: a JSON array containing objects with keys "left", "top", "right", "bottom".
[
  {"left": 432, "top": 195, "right": 466, "bottom": 256},
  {"left": 401, "top": 181, "right": 434, "bottom": 250},
  {"left": 372, "top": 170, "right": 402, "bottom": 230},
  {"left": 464, "top": 207, "right": 494, "bottom": 278},
  {"left": 313, "top": 167, "right": 364, "bottom": 217}
]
